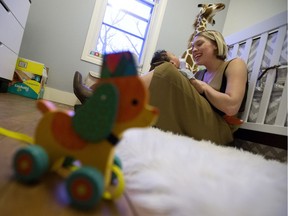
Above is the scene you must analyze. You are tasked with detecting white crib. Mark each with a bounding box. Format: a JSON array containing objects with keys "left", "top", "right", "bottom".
[{"left": 225, "top": 11, "right": 287, "bottom": 149}]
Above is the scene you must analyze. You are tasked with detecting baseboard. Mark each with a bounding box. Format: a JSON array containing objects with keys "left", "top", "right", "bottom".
[{"left": 43, "top": 86, "right": 80, "bottom": 106}]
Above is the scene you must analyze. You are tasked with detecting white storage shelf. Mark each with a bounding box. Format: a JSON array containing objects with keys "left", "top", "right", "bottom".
[{"left": 0, "top": 0, "right": 30, "bottom": 80}]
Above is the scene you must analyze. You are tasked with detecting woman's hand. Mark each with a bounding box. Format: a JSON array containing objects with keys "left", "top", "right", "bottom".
[
  {"left": 189, "top": 79, "right": 207, "bottom": 94},
  {"left": 179, "top": 68, "right": 195, "bottom": 79}
]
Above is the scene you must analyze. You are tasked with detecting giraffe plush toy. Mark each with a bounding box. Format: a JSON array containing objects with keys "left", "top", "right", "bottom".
[{"left": 181, "top": 3, "right": 225, "bottom": 73}]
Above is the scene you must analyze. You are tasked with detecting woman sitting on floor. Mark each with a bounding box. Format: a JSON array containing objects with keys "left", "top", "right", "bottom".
[{"left": 141, "top": 30, "right": 248, "bottom": 145}]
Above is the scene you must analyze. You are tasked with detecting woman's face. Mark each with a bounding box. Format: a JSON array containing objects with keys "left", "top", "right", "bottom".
[{"left": 191, "top": 35, "right": 217, "bottom": 65}]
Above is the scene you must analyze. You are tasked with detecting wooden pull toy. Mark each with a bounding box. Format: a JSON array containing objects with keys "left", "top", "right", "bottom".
[{"left": 5, "top": 51, "right": 159, "bottom": 209}]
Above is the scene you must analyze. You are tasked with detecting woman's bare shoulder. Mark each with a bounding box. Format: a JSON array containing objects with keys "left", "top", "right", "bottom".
[
  {"left": 227, "top": 58, "right": 247, "bottom": 71},
  {"left": 226, "top": 58, "right": 248, "bottom": 79},
  {"left": 229, "top": 57, "right": 246, "bottom": 66}
]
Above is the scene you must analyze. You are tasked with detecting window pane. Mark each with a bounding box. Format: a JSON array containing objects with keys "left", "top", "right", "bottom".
[
  {"left": 90, "top": 0, "right": 154, "bottom": 61},
  {"left": 108, "top": 0, "right": 153, "bottom": 19},
  {"left": 103, "top": 5, "right": 149, "bottom": 37},
  {"left": 81, "top": 0, "right": 166, "bottom": 71},
  {"left": 95, "top": 25, "right": 144, "bottom": 56}
]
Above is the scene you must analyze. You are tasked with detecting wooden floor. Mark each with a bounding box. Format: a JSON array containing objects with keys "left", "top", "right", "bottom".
[{"left": 0, "top": 93, "right": 137, "bottom": 216}]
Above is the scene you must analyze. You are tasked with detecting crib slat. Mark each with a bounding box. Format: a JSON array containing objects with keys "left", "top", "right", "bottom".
[
  {"left": 242, "top": 33, "right": 268, "bottom": 122},
  {"left": 256, "top": 68, "right": 276, "bottom": 124},
  {"left": 275, "top": 79, "right": 287, "bottom": 126},
  {"left": 256, "top": 26, "right": 287, "bottom": 124},
  {"left": 230, "top": 43, "right": 239, "bottom": 59},
  {"left": 238, "top": 38, "right": 252, "bottom": 122},
  {"left": 241, "top": 38, "right": 252, "bottom": 62}
]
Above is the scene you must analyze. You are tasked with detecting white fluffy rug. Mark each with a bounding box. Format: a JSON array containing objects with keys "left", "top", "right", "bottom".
[{"left": 116, "top": 127, "right": 287, "bottom": 216}]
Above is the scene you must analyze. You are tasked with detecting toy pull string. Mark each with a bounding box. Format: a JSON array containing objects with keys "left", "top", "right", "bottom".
[{"left": 0, "top": 127, "right": 34, "bottom": 144}]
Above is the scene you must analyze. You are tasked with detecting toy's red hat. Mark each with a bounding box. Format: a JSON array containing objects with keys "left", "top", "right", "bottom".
[{"left": 101, "top": 51, "right": 138, "bottom": 78}]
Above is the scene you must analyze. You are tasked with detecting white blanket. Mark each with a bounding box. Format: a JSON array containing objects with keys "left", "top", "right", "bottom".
[{"left": 116, "top": 127, "right": 287, "bottom": 216}]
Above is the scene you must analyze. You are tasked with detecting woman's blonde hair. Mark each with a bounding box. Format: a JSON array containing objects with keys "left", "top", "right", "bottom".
[{"left": 195, "top": 30, "right": 228, "bottom": 60}]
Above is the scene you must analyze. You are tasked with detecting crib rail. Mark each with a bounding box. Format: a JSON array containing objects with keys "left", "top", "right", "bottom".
[{"left": 225, "top": 11, "right": 287, "bottom": 147}]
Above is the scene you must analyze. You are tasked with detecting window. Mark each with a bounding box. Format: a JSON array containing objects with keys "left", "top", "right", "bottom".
[{"left": 81, "top": 0, "right": 167, "bottom": 73}]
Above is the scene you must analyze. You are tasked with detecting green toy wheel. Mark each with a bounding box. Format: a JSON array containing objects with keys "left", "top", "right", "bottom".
[
  {"left": 13, "top": 145, "right": 49, "bottom": 183},
  {"left": 65, "top": 166, "right": 104, "bottom": 209}
]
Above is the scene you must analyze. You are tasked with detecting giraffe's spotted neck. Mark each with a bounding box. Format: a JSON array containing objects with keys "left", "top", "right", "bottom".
[{"left": 195, "top": 16, "right": 208, "bottom": 34}]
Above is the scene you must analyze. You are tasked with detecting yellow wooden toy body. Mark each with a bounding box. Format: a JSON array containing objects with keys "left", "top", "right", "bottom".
[{"left": 35, "top": 100, "right": 116, "bottom": 188}]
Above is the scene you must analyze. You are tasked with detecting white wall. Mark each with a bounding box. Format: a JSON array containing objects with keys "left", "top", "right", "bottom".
[
  {"left": 223, "top": 0, "right": 287, "bottom": 36},
  {"left": 19, "top": 0, "right": 98, "bottom": 94}
]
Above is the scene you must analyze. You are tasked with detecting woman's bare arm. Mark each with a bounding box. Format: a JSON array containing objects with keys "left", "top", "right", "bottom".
[{"left": 190, "top": 58, "right": 247, "bottom": 116}]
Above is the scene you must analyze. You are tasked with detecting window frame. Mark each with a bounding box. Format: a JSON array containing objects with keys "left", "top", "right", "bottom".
[{"left": 81, "top": 0, "right": 167, "bottom": 73}]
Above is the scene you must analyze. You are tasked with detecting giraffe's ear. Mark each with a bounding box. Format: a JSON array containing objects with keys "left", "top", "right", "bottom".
[
  {"left": 72, "top": 83, "right": 118, "bottom": 142},
  {"left": 207, "top": 17, "right": 216, "bottom": 26}
]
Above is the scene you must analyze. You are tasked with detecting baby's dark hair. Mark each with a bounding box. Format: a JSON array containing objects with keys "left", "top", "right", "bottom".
[{"left": 149, "top": 50, "right": 170, "bottom": 71}]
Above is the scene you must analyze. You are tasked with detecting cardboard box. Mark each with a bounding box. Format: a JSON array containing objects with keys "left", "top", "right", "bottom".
[{"left": 8, "top": 57, "right": 48, "bottom": 99}]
